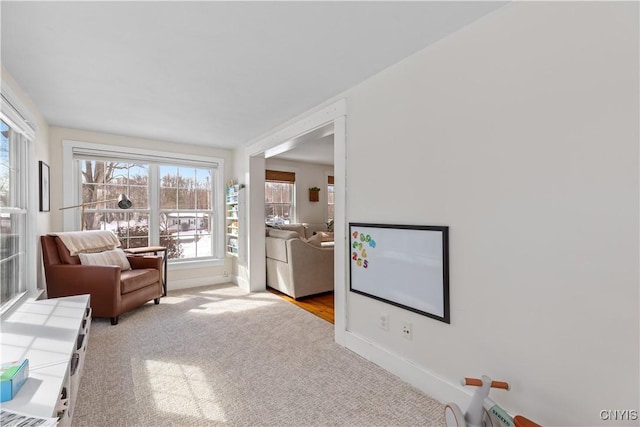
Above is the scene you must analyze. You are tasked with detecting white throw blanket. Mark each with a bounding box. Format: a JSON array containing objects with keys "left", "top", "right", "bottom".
[{"left": 51, "top": 230, "right": 121, "bottom": 256}]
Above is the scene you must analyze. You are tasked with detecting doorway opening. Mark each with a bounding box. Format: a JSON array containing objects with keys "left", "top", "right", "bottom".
[
  {"left": 246, "top": 99, "right": 347, "bottom": 344},
  {"left": 264, "top": 126, "right": 335, "bottom": 321}
]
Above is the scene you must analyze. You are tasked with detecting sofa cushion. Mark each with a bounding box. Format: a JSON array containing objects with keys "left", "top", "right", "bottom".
[
  {"left": 120, "top": 269, "right": 160, "bottom": 294},
  {"left": 78, "top": 248, "right": 132, "bottom": 271}
]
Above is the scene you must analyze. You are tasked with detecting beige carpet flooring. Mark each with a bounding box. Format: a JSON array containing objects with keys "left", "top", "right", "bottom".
[{"left": 73, "top": 284, "right": 445, "bottom": 426}]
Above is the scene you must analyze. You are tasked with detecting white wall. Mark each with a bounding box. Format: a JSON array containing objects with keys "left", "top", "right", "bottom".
[
  {"left": 265, "top": 157, "right": 333, "bottom": 224},
  {"left": 1, "top": 66, "right": 51, "bottom": 291},
  {"left": 48, "top": 126, "right": 236, "bottom": 290},
  {"left": 343, "top": 2, "right": 638, "bottom": 426}
]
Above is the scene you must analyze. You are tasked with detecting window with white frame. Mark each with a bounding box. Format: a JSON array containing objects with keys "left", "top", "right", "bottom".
[
  {"left": 159, "top": 165, "right": 213, "bottom": 259},
  {"left": 0, "top": 118, "right": 30, "bottom": 309},
  {"left": 265, "top": 170, "right": 294, "bottom": 225},
  {"left": 68, "top": 142, "right": 222, "bottom": 262}
]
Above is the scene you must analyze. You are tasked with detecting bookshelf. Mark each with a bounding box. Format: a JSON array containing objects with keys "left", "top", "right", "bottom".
[
  {"left": 0, "top": 295, "right": 91, "bottom": 425},
  {"left": 226, "top": 181, "right": 240, "bottom": 257}
]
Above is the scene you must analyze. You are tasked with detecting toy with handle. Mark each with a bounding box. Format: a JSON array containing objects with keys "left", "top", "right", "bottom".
[{"left": 444, "top": 375, "right": 541, "bottom": 427}]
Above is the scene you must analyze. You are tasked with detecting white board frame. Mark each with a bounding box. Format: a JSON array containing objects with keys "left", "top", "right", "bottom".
[{"left": 349, "top": 223, "right": 450, "bottom": 324}]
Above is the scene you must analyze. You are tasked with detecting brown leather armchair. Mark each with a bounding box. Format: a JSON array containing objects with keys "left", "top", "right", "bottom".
[{"left": 41, "top": 235, "right": 163, "bottom": 325}]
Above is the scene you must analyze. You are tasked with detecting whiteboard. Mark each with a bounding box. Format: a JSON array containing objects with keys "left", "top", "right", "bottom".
[{"left": 349, "top": 223, "right": 450, "bottom": 324}]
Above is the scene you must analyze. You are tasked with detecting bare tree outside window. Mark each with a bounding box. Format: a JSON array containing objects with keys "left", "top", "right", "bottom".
[{"left": 81, "top": 161, "right": 148, "bottom": 230}]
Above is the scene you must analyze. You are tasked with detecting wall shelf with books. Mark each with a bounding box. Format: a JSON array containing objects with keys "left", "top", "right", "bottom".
[{"left": 226, "top": 181, "right": 240, "bottom": 257}]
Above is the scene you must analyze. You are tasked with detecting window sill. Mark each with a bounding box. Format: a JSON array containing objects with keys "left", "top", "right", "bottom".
[{"left": 0, "top": 289, "right": 45, "bottom": 319}]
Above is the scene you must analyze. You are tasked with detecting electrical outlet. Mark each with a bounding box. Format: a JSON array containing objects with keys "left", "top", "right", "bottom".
[
  {"left": 379, "top": 312, "right": 389, "bottom": 330},
  {"left": 402, "top": 322, "right": 412, "bottom": 340},
  {"left": 223, "top": 270, "right": 229, "bottom": 277}
]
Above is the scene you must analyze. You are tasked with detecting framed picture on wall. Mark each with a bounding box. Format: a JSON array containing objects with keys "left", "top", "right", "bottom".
[
  {"left": 39, "top": 161, "right": 50, "bottom": 212},
  {"left": 349, "top": 222, "right": 450, "bottom": 324}
]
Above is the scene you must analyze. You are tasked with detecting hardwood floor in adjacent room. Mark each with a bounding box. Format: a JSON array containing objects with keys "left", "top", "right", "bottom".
[{"left": 267, "top": 288, "right": 335, "bottom": 324}]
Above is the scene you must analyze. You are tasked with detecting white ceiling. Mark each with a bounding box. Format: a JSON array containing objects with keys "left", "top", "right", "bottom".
[
  {"left": 263, "top": 122, "right": 335, "bottom": 164},
  {"left": 1, "top": 1, "right": 505, "bottom": 150},
  {"left": 275, "top": 134, "right": 334, "bottom": 166}
]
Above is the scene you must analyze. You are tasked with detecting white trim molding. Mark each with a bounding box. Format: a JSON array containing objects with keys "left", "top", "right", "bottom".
[{"left": 246, "top": 99, "right": 346, "bottom": 157}]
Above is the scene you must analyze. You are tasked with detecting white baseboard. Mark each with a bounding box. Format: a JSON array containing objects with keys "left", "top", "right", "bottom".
[
  {"left": 168, "top": 275, "right": 238, "bottom": 292},
  {"left": 344, "top": 331, "right": 473, "bottom": 409}
]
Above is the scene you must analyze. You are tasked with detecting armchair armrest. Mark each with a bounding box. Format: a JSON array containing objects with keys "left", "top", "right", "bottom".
[
  {"left": 128, "top": 255, "right": 162, "bottom": 271},
  {"left": 45, "top": 264, "right": 121, "bottom": 307},
  {"left": 287, "top": 239, "right": 334, "bottom": 297}
]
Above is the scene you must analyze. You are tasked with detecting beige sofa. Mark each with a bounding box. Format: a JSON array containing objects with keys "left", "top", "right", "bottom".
[{"left": 266, "top": 223, "right": 334, "bottom": 299}]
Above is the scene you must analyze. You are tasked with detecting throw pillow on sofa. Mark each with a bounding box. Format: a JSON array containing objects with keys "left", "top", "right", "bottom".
[
  {"left": 78, "top": 248, "right": 132, "bottom": 271},
  {"left": 306, "top": 232, "right": 334, "bottom": 247},
  {"left": 316, "top": 231, "right": 334, "bottom": 241}
]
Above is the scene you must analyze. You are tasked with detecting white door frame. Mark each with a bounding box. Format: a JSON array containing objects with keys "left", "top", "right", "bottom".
[{"left": 245, "top": 99, "right": 347, "bottom": 345}]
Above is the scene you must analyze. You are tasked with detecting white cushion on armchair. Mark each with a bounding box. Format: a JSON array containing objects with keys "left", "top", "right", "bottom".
[{"left": 78, "top": 248, "right": 132, "bottom": 271}]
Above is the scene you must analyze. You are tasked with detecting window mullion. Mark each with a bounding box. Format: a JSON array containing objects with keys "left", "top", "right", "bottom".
[{"left": 149, "top": 164, "right": 160, "bottom": 246}]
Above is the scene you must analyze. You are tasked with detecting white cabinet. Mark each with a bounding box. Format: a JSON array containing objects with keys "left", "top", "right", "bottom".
[{"left": 1, "top": 295, "right": 91, "bottom": 424}]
